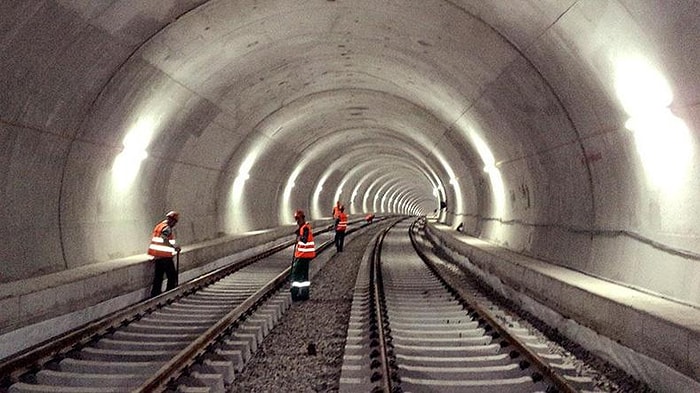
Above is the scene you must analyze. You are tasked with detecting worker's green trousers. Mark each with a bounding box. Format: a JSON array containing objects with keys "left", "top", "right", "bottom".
[{"left": 290, "top": 257, "right": 311, "bottom": 301}]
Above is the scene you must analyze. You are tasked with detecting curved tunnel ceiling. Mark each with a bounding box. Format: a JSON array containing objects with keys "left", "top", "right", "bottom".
[
  {"left": 122, "top": 0, "right": 515, "bottom": 231},
  {"left": 97, "top": 0, "right": 514, "bottom": 236},
  {"left": 63, "top": 1, "right": 697, "bottom": 243}
]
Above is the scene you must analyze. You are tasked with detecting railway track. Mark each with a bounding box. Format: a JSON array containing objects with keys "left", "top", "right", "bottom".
[
  {"left": 3, "top": 246, "right": 294, "bottom": 393},
  {"left": 340, "top": 218, "right": 603, "bottom": 392},
  {"left": 3, "top": 216, "right": 626, "bottom": 392},
  {"left": 0, "top": 220, "right": 374, "bottom": 393}
]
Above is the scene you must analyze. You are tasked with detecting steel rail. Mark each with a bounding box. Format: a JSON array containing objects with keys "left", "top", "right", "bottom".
[
  {"left": 0, "top": 218, "right": 382, "bottom": 389},
  {"left": 0, "top": 217, "right": 380, "bottom": 388},
  {"left": 0, "top": 240, "right": 293, "bottom": 385},
  {"left": 369, "top": 219, "right": 404, "bottom": 393},
  {"left": 408, "top": 218, "right": 579, "bottom": 393},
  {"left": 134, "top": 268, "right": 289, "bottom": 392},
  {"left": 137, "top": 217, "right": 383, "bottom": 391}
]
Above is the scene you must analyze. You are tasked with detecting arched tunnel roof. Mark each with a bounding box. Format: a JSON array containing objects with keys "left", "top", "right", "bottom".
[{"left": 2, "top": 0, "right": 700, "bottom": 314}]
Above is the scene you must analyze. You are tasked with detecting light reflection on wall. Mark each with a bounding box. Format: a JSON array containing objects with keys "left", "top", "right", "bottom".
[
  {"left": 404, "top": 194, "right": 417, "bottom": 214},
  {"left": 334, "top": 182, "right": 346, "bottom": 211},
  {"left": 396, "top": 194, "right": 407, "bottom": 213},
  {"left": 312, "top": 175, "right": 327, "bottom": 219},
  {"left": 334, "top": 167, "right": 370, "bottom": 216},
  {"left": 371, "top": 176, "right": 391, "bottom": 212},
  {"left": 363, "top": 179, "right": 380, "bottom": 213},
  {"left": 348, "top": 167, "right": 390, "bottom": 215},
  {"left": 111, "top": 116, "right": 157, "bottom": 192},
  {"left": 431, "top": 181, "right": 446, "bottom": 219},
  {"left": 451, "top": 113, "right": 506, "bottom": 222},
  {"left": 434, "top": 153, "right": 464, "bottom": 223},
  {"left": 350, "top": 189, "right": 359, "bottom": 213},
  {"left": 347, "top": 163, "right": 435, "bottom": 215},
  {"left": 614, "top": 57, "right": 692, "bottom": 191},
  {"left": 280, "top": 149, "right": 321, "bottom": 225},
  {"left": 388, "top": 184, "right": 413, "bottom": 213},
  {"left": 386, "top": 188, "right": 399, "bottom": 212},
  {"left": 351, "top": 166, "right": 398, "bottom": 214},
  {"left": 350, "top": 179, "right": 365, "bottom": 215},
  {"left": 228, "top": 151, "right": 258, "bottom": 231},
  {"left": 449, "top": 176, "right": 461, "bottom": 217},
  {"left": 281, "top": 168, "right": 301, "bottom": 224},
  {"left": 371, "top": 175, "right": 411, "bottom": 213},
  {"left": 470, "top": 130, "right": 506, "bottom": 218},
  {"left": 380, "top": 182, "right": 401, "bottom": 212}
]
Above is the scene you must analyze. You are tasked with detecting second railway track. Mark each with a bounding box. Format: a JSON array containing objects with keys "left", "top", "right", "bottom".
[{"left": 340, "top": 218, "right": 604, "bottom": 392}]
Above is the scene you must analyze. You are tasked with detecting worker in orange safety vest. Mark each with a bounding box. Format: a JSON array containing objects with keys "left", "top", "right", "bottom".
[
  {"left": 291, "top": 209, "right": 315, "bottom": 301},
  {"left": 148, "top": 210, "right": 181, "bottom": 297},
  {"left": 334, "top": 205, "right": 348, "bottom": 252}
]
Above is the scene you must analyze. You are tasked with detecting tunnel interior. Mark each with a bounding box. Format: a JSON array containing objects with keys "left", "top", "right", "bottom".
[{"left": 1, "top": 0, "right": 700, "bottom": 379}]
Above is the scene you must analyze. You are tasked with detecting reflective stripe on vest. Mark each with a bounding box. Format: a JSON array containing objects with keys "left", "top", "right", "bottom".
[
  {"left": 336, "top": 213, "right": 348, "bottom": 231},
  {"left": 294, "top": 223, "right": 316, "bottom": 258},
  {"left": 148, "top": 221, "right": 176, "bottom": 257},
  {"left": 291, "top": 281, "right": 311, "bottom": 288}
]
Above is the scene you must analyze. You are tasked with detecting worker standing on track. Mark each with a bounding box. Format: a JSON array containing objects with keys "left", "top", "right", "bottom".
[
  {"left": 334, "top": 205, "right": 348, "bottom": 252},
  {"left": 148, "top": 210, "right": 181, "bottom": 297},
  {"left": 291, "top": 209, "right": 316, "bottom": 301}
]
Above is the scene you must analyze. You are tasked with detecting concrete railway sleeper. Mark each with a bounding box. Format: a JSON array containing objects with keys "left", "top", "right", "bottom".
[
  {"left": 340, "top": 218, "right": 602, "bottom": 392},
  {"left": 0, "top": 220, "right": 372, "bottom": 393},
  {"left": 4, "top": 252, "right": 293, "bottom": 393},
  {"left": 3, "top": 215, "right": 639, "bottom": 392}
]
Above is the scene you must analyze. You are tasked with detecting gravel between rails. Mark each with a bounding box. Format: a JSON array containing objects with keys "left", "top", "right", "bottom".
[
  {"left": 227, "top": 228, "right": 378, "bottom": 393},
  {"left": 227, "top": 223, "right": 652, "bottom": 393}
]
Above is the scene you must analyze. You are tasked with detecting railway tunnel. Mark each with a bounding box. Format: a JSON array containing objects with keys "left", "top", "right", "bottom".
[{"left": 1, "top": 0, "right": 699, "bottom": 390}]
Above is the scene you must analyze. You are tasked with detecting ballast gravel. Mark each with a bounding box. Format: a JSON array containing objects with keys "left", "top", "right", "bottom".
[
  {"left": 227, "top": 224, "right": 653, "bottom": 393},
  {"left": 227, "top": 228, "right": 376, "bottom": 393}
]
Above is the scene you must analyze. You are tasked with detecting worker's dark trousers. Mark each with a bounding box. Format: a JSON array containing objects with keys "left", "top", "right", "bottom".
[
  {"left": 334, "top": 230, "right": 346, "bottom": 252},
  {"left": 151, "top": 257, "right": 178, "bottom": 297},
  {"left": 290, "top": 257, "right": 312, "bottom": 301}
]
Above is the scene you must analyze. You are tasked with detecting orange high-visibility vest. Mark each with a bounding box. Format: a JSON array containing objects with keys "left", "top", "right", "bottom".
[
  {"left": 336, "top": 212, "right": 348, "bottom": 232},
  {"left": 294, "top": 222, "right": 316, "bottom": 258},
  {"left": 148, "top": 220, "right": 177, "bottom": 258}
]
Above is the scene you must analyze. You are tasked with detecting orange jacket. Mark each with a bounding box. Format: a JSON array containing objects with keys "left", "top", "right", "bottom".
[
  {"left": 335, "top": 212, "right": 348, "bottom": 232},
  {"left": 332, "top": 205, "right": 342, "bottom": 219},
  {"left": 148, "top": 220, "right": 177, "bottom": 258},
  {"left": 294, "top": 222, "right": 316, "bottom": 258}
]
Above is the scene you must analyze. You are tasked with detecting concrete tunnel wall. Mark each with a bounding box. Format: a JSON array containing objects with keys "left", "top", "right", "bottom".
[{"left": 1, "top": 0, "right": 699, "bottom": 336}]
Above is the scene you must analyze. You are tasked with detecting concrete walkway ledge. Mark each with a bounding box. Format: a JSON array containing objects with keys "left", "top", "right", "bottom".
[
  {"left": 0, "top": 219, "right": 342, "bottom": 361},
  {"left": 0, "top": 227, "right": 297, "bottom": 342},
  {"left": 425, "top": 222, "right": 700, "bottom": 392}
]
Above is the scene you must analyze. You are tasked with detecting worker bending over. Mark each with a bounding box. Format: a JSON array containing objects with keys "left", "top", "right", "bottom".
[{"left": 148, "top": 210, "right": 181, "bottom": 297}]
